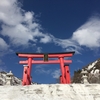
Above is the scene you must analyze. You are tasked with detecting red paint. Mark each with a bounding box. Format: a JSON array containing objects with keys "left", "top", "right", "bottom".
[
  {"left": 60, "top": 76, "right": 63, "bottom": 83},
  {"left": 27, "top": 58, "right": 32, "bottom": 85},
  {"left": 22, "top": 66, "right": 28, "bottom": 85},
  {"left": 18, "top": 53, "right": 73, "bottom": 58},
  {"left": 19, "top": 60, "right": 72, "bottom": 64},
  {"left": 65, "top": 65, "right": 71, "bottom": 84},
  {"left": 16, "top": 52, "right": 74, "bottom": 85},
  {"left": 59, "top": 57, "right": 66, "bottom": 83}
]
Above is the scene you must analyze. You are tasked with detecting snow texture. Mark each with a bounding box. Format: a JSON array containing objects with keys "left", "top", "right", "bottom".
[
  {"left": 94, "top": 69, "right": 99, "bottom": 74},
  {"left": 0, "top": 71, "right": 21, "bottom": 85},
  {"left": 0, "top": 84, "right": 100, "bottom": 100},
  {"left": 88, "top": 60, "right": 97, "bottom": 70}
]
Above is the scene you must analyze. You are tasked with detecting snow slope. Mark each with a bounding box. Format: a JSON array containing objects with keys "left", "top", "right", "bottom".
[
  {"left": 87, "top": 60, "right": 98, "bottom": 70},
  {"left": 0, "top": 84, "right": 100, "bottom": 100}
]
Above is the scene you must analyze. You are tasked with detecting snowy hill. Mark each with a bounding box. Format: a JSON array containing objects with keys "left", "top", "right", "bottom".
[{"left": 72, "top": 59, "right": 100, "bottom": 83}]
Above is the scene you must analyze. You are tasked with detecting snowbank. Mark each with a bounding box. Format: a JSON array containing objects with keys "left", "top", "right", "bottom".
[{"left": 0, "top": 84, "right": 100, "bottom": 100}]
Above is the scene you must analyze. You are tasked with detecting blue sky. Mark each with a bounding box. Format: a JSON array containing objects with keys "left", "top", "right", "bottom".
[{"left": 0, "top": 0, "right": 100, "bottom": 84}]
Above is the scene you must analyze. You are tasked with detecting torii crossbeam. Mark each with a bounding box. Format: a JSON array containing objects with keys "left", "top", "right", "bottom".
[{"left": 16, "top": 52, "right": 75, "bottom": 85}]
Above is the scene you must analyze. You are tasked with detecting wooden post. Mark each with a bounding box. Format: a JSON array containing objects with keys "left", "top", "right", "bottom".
[
  {"left": 65, "top": 65, "right": 71, "bottom": 84},
  {"left": 59, "top": 57, "right": 66, "bottom": 83},
  {"left": 22, "top": 65, "right": 28, "bottom": 85}
]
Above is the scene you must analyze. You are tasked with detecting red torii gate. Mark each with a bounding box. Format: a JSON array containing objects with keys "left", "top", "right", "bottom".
[{"left": 16, "top": 52, "right": 75, "bottom": 85}]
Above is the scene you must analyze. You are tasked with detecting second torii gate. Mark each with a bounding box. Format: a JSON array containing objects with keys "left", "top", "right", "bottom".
[{"left": 16, "top": 52, "right": 75, "bottom": 85}]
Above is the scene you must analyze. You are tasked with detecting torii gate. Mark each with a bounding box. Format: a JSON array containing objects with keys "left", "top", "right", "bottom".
[{"left": 16, "top": 52, "right": 75, "bottom": 85}]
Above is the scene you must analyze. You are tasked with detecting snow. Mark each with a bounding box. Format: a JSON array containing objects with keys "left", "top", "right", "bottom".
[
  {"left": 87, "top": 60, "right": 98, "bottom": 70},
  {"left": 0, "top": 72, "right": 21, "bottom": 85},
  {"left": 0, "top": 84, "right": 100, "bottom": 100},
  {"left": 90, "top": 67, "right": 99, "bottom": 75},
  {"left": 94, "top": 69, "right": 99, "bottom": 74},
  {"left": 91, "top": 70, "right": 94, "bottom": 74}
]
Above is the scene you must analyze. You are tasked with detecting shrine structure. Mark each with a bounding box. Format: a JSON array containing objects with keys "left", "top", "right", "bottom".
[{"left": 16, "top": 52, "right": 75, "bottom": 85}]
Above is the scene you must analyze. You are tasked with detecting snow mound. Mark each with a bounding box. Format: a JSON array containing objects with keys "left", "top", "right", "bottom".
[{"left": 0, "top": 84, "right": 100, "bottom": 100}]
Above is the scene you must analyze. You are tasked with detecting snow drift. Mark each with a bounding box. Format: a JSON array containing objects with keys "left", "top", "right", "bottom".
[{"left": 0, "top": 84, "right": 100, "bottom": 100}]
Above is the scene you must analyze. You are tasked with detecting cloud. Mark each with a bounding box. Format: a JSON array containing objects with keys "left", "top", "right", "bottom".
[
  {"left": 0, "top": 38, "right": 9, "bottom": 50},
  {"left": 36, "top": 47, "right": 42, "bottom": 53},
  {"left": 0, "top": 59, "right": 7, "bottom": 72},
  {"left": 51, "top": 69, "right": 61, "bottom": 78},
  {"left": 77, "top": 60, "right": 83, "bottom": 63},
  {"left": 0, "top": 0, "right": 23, "bottom": 26},
  {"left": 52, "top": 16, "right": 100, "bottom": 53},
  {"left": 0, "top": 0, "right": 52, "bottom": 47},
  {"left": 0, "top": 37, "right": 11, "bottom": 56},
  {"left": 35, "top": 64, "right": 51, "bottom": 74},
  {"left": 52, "top": 37, "right": 82, "bottom": 54},
  {"left": 72, "top": 16, "right": 100, "bottom": 49},
  {"left": 40, "top": 34, "right": 52, "bottom": 43},
  {"left": 0, "top": 0, "right": 100, "bottom": 55},
  {"left": 0, "top": 0, "right": 81, "bottom": 54}
]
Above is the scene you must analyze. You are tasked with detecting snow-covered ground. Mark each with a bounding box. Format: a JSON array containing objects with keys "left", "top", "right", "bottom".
[{"left": 0, "top": 84, "right": 100, "bottom": 100}]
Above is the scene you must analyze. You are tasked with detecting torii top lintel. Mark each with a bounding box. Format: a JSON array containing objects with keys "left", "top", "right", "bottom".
[{"left": 16, "top": 52, "right": 75, "bottom": 58}]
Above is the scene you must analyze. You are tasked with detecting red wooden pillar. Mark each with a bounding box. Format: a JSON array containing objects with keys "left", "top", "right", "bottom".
[
  {"left": 59, "top": 57, "right": 66, "bottom": 84},
  {"left": 60, "top": 75, "right": 63, "bottom": 83},
  {"left": 22, "top": 65, "right": 28, "bottom": 85},
  {"left": 27, "top": 57, "right": 32, "bottom": 85},
  {"left": 65, "top": 65, "right": 71, "bottom": 84}
]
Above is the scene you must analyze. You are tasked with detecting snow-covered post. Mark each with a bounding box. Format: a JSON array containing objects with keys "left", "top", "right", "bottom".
[
  {"left": 81, "top": 69, "right": 89, "bottom": 84},
  {"left": 5, "top": 71, "right": 14, "bottom": 85}
]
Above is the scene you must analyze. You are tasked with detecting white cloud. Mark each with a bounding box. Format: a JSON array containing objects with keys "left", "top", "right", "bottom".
[
  {"left": 0, "top": 59, "right": 7, "bottom": 72},
  {"left": 40, "top": 34, "right": 52, "bottom": 43},
  {"left": 0, "top": 0, "right": 100, "bottom": 55},
  {"left": 0, "top": 0, "right": 52, "bottom": 47},
  {"left": 52, "top": 37, "right": 82, "bottom": 54},
  {"left": 52, "top": 16, "right": 100, "bottom": 53},
  {"left": 0, "top": 0, "right": 23, "bottom": 26},
  {"left": 35, "top": 64, "right": 51, "bottom": 74},
  {"left": 52, "top": 69, "right": 61, "bottom": 79},
  {"left": 72, "top": 16, "right": 100, "bottom": 49},
  {"left": 77, "top": 60, "right": 83, "bottom": 63},
  {"left": 0, "top": 38, "right": 9, "bottom": 50},
  {"left": 36, "top": 47, "right": 42, "bottom": 53}
]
